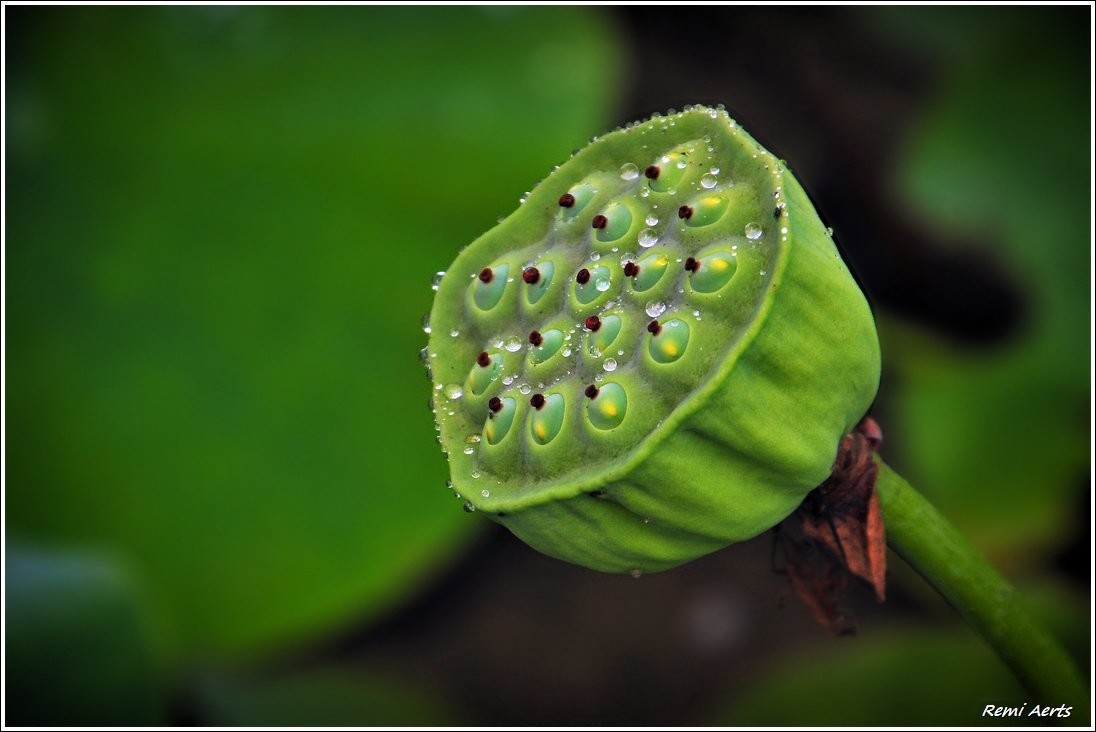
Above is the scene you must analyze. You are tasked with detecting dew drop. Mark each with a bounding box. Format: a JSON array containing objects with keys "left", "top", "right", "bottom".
[
  {"left": 518, "top": 383, "right": 532, "bottom": 395},
  {"left": 595, "top": 276, "right": 612, "bottom": 292},
  {"left": 645, "top": 300, "right": 667, "bottom": 318},
  {"left": 502, "top": 374, "right": 515, "bottom": 386},
  {"left": 745, "top": 222, "right": 763, "bottom": 240},
  {"left": 481, "top": 489, "right": 491, "bottom": 498},
  {"left": 645, "top": 214, "right": 659, "bottom": 226},
  {"left": 629, "top": 568, "right": 643, "bottom": 579},
  {"left": 463, "top": 501, "right": 476, "bottom": 512},
  {"left": 638, "top": 229, "right": 658, "bottom": 248},
  {"left": 700, "top": 173, "right": 717, "bottom": 189},
  {"left": 471, "top": 469, "right": 481, "bottom": 479},
  {"left": 504, "top": 336, "right": 523, "bottom": 352},
  {"left": 619, "top": 163, "right": 639, "bottom": 180},
  {"left": 445, "top": 384, "right": 464, "bottom": 400},
  {"left": 421, "top": 314, "right": 432, "bottom": 334},
  {"left": 465, "top": 433, "right": 481, "bottom": 444},
  {"left": 603, "top": 358, "right": 618, "bottom": 372},
  {"left": 431, "top": 271, "right": 445, "bottom": 291},
  {"left": 449, "top": 328, "right": 460, "bottom": 337},
  {"left": 463, "top": 446, "right": 475, "bottom": 455}
]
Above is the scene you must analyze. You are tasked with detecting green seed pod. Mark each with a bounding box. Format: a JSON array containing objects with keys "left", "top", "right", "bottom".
[{"left": 426, "top": 105, "right": 880, "bottom": 574}]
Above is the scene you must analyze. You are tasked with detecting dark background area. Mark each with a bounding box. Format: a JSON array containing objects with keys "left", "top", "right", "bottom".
[{"left": 5, "top": 5, "right": 1090, "bottom": 726}]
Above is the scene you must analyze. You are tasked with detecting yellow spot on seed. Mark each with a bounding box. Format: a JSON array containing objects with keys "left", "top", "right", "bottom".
[
  {"left": 663, "top": 343, "right": 679, "bottom": 357},
  {"left": 712, "top": 259, "right": 728, "bottom": 272},
  {"left": 535, "top": 423, "right": 547, "bottom": 441},
  {"left": 486, "top": 423, "right": 496, "bottom": 442},
  {"left": 604, "top": 404, "right": 618, "bottom": 417}
]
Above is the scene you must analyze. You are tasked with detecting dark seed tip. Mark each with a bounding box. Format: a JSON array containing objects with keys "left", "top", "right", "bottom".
[
  {"left": 584, "top": 384, "right": 599, "bottom": 399},
  {"left": 678, "top": 205, "right": 693, "bottom": 219},
  {"left": 522, "top": 266, "right": 540, "bottom": 284},
  {"left": 478, "top": 267, "right": 493, "bottom": 283},
  {"left": 584, "top": 316, "right": 601, "bottom": 331},
  {"left": 529, "top": 330, "right": 543, "bottom": 346},
  {"left": 623, "top": 261, "right": 639, "bottom": 277},
  {"left": 488, "top": 396, "right": 503, "bottom": 413},
  {"left": 576, "top": 268, "right": 591, "bottom": 285},
  {"left": 773, "top": 204, "right": 785, "bottom": 219},
  {"left": 684, "top": 257, "right": 699, "bottom": 272},
  {"left": 559, "top": 193, "right": 576, "bottom": 207},
  {"left": 530, "top": 393, "right": 546, "bottom": 410},
  {"left": 591, "top": 214, "right": 608, "bottom": 229},
  {"left": 476, "top": 351, "right": 491, "bottom": 368},
  {"left": 647, "top": 319, "right": 662, "bottom": 335},
  {"left": 644, "top": 164, "right": 660, "bottom": 179}
]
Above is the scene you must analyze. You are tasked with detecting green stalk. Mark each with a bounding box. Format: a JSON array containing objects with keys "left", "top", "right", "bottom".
[{"left": 876, "top": 458, "right": 1089, "bottom": 715}]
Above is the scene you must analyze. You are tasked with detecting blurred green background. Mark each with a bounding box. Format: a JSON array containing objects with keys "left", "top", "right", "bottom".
[{"left": 4, "top": 5, "right": 1090, "bottom": 726}]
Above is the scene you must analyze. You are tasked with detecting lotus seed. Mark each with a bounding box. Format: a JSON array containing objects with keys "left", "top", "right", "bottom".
[
  {"left": 576, "top": 268, "right": 591, "bottom": 284},
  {"left": 592, "top": 214, "right": 608, "bottom": 229},
  {"left": 585, "top": 316, "right": 602, "bottom": 331},
  {"left": 523, "top": 267, "right": 540, "bottom": 284},
  {"left": 529, "top": 330, "right": 543, "bottom": 346},
  {"left": 559, "top": 193, "right": 575, "bottom": 207}
]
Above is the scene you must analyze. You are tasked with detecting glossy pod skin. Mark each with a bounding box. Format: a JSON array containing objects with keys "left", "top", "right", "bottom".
[{"left": 426, "top": 106, "right": 880, "bottom": 574}]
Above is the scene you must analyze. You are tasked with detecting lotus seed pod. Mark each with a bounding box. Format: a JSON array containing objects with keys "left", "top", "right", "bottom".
[{"left": 426, "top": 105, "right": 880, "bottom": 574}]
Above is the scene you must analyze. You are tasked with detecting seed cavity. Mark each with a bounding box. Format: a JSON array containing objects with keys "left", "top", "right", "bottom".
[
  {"left": 683, "top": 195, "right": 729, "bottom": 227},
  {"left": 559, "top": 183, "right": 596, "bottom": 219},
  {"left": 648, "top": 318, "right": 690, "bottom": 364},
  {"left": 472, "top": 263, "right": 509, "bottom": 310},
  {"left": 593, "top": 202, "right": 633, "bottom": 243},
  {"left": 633, "top": 252, "right": 669, "bottom": 292},
  {"left": 586, "top": 382, "right": 627, "bottom": 430},
  {"left": 484, "top": 396, "right": 516, "bottom": 445},
  {"left": 689, "top": 247, "right": 738, "bottom": 293},
  {"left": 468, "top": 352, "right": 503, "bottom": 395},
  {"left": 529, "top": 393, "right": 565, "bottom": 445},
  {"left": 649, "top": 152, "right": 687, "bottom": 192},
  {"left": 529, "top": 329, "right": 564, "bottom": 365},
  {"left": 574, "top": 265, "right": 612, "bottom": 305},
  {"left": 587, "top": 314, "right": 622, "bottom": 357},
  {"left": 524, "top": 260, "right": 554, "bottom": 305}
]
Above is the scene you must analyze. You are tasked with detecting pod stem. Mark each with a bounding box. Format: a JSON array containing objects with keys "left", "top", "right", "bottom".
[{"left": 875, "top": 458, "right": 1089, "bottom": 714}]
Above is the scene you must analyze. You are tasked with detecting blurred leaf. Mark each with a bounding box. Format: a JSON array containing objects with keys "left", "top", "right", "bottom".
[
  {"left": 192, "top": 666, "right": 462, "bottom": 727},
  {"left": 5, "top": 5, "right": 622, "bottom": 659},
  {"left": 4, "top": 544, "right": 166, "bottom": 726},
  {"left": 713, "top": 630, "right": 1027, "bottom": 726},
  {"left": 878, "top": 8, "right": 1089, "bottom": 559}
]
